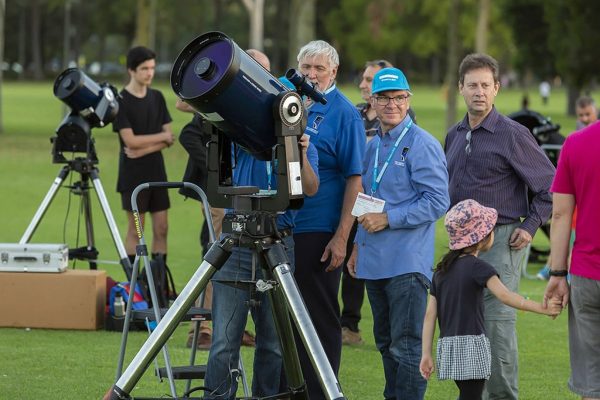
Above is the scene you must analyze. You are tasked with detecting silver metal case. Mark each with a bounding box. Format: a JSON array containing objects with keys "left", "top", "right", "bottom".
[{"left": 0, "top": 243, "right": 69, "bottom": 273}]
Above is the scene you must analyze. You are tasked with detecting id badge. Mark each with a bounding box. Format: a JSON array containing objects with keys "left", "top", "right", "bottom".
[{"left": 351, "top": 192, "right": 385, "bottom": 217}]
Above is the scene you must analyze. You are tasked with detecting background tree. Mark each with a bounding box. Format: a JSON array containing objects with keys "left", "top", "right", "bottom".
[
  {"left": 545, "top": 0, "right": 600, "bottom": 115},
  {"left": 475, "top": 0, "right": 490, "bottom": 53},
  {"left": 240, "top": 0, "right": 264, "bottom": 51},
  {"left": 30, "top": 0, "right": 44, "bottom": 80},
  {"left": 502, "top": 0, "right": 556, "bottom": 88},
  {"left": 133, "top": 0, "right": 152, "bottom": 47},
  {"left": 445, "top": 0, "right": 461, "bottom": 130},
  {"left": 288, "top": 0, "right": 315, "bottom": 68}
]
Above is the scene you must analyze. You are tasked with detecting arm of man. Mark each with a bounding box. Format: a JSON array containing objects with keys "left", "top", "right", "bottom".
[
  {"left": 544, "top": 192, "right": 574, "bottom": 308},
  {"left": 322, "top": 175, "right": 362, "bottom": 271},
  {"left": 509, "top": 127, "right": 555, "bottom": 248},
  {"left": 347, "top": 243, "right": 358, "bottom": 278},
  {"left": 299, "top": 134, "right": 319, "bottom": 196},
  {"left": 176, "top": 98, "right": 195, "bottom": 113}
]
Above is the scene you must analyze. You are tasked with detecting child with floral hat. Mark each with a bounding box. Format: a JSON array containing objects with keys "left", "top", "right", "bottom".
[{"left": 419, "top": 199, "right": 562, "bottom": 399}]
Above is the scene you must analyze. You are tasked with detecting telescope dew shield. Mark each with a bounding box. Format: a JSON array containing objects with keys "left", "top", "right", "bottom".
[{"left": 171, "top": 31, "right": 289, "bottom": 161}]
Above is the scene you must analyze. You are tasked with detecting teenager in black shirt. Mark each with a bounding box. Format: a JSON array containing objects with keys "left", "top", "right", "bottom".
[{"left": 112, "top": 46, "right": 174, "bottom": 263}]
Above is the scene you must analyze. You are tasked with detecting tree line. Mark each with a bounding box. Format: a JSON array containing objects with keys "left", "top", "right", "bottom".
[{"left": 1, "top": 0, "right": 599, "bottom": 128}]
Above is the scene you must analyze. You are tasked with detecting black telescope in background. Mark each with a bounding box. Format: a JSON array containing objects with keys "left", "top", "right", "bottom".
[{"left": 52, "top": 68, "right": 119, "bottom": 163}]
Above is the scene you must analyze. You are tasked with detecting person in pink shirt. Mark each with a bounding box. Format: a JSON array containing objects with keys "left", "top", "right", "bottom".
[{"left": 544, "top": 120, "right": 600, "bottom": 399}]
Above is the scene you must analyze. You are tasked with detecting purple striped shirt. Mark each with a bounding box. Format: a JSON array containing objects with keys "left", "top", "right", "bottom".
[{"left": 444, "top": 106, "right": 555, "bottom": 236}]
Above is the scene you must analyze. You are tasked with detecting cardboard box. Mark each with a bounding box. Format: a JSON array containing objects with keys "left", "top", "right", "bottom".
[{"left": 0, "top": 269, "right": 106, "bottom": 330}]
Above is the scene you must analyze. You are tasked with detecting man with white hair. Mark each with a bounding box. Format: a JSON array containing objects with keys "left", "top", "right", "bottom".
[{"left": 292, "top": 40, "right": 365, "bottom": 399}]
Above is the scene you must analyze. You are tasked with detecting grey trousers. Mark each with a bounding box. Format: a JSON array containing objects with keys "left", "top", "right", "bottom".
[{"left": 479, "top": 223, "right": 526, "bottom": 400}]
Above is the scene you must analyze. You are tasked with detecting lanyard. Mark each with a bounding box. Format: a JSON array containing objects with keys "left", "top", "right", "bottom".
[{"left": 371, "top": 120, "right": 413, "bottom": 195}]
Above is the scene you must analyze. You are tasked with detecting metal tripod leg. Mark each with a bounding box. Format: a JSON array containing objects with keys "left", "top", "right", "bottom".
[
  {"left": 79, "top": 173, "right": 97, "bottom": 270},
  {"left": 139, "top": 250, "right": 178, "bottom": 397},
  {"left": 19, "top": 165, "right": 132, "bottom": 280},
  {"left": 19, "top": 166, "right": 70, "bottom": 244},
  {"left": 266, "top": 268, "right": 308, "bottom": 399},
  {"left": 264, "top": 242, "right": 346, "bottom": 400},
  {"left": 106, "top": 236, "right": 235, "bottom": 400},
  {"left": 90, "top": 169, "right": 133, "bottom": 280}
]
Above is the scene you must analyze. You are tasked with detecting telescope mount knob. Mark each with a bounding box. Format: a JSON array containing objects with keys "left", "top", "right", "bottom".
[{"left": 279, "top": 92, "right": 303, "bottom": 127}]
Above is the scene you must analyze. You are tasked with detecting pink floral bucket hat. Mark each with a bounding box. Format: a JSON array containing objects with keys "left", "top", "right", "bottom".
[{"left": 445, "top": 199, "right": 498, "bottom": 250}]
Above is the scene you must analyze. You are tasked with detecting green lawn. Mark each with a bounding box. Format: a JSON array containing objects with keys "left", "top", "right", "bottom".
[{"left": 0, "top": 79, "right": 582, "bottom": 399}]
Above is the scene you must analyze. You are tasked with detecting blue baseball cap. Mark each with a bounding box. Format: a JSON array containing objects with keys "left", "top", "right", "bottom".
[{"left": 371, "top": 67, "right": 411, "bottom": 95}]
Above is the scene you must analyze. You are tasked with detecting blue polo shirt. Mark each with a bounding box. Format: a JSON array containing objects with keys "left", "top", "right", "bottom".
[
  {"left": 231, "top": 143, "right": 319, "bottom": 229},
  {"left": 355, "top": 116, "right": 450, "bottom": 281},
  {"left": 294, "top": 85, "right": 365, "bottom": 233}
]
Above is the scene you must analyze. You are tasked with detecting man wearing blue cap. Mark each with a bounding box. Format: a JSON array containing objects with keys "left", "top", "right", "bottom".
[{"left": 347, "top": 67, "right": 450, "bottom": 400}]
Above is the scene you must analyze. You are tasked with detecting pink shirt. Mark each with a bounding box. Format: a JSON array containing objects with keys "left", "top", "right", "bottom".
[{"left": 551, "top": 122, "right": 600, "bottom": 280}]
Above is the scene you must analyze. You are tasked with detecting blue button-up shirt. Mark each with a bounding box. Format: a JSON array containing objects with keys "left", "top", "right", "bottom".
[{"left": 355, "top": 116, "right": 450, "bottom": 281}]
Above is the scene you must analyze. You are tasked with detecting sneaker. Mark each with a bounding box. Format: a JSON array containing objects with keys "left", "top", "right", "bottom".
[
  {"left": 341, "top": 327, "right": 364, "bottom": 346},
  {"left": 242, "top": 330, "right": 256, "bottom": 347},
  {"left": 536, "top": 265, "right": 550, "bottom": 281}
]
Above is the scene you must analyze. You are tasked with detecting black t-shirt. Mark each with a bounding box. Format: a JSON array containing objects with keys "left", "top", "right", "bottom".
[
  {"left": 179, "top": 114, "right": 212, "bottom": 200},
  {"left": 430, "top": 255, "right": 498, "bottom": 338},
  {"left": 112, "top": 88, "right": 172, "bottom": 192}
]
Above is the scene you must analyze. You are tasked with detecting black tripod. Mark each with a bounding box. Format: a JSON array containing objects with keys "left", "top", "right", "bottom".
[
  {"left": 20, "top": 154, "right": 133, "bottom": 280},
  {"left": 106, "top": 182, "right": 346, "bottom": 400}
]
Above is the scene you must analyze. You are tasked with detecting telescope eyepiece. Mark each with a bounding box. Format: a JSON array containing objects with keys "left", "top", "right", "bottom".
[{"left": 285, "top": 69, "right": 327, "bottom": 105}]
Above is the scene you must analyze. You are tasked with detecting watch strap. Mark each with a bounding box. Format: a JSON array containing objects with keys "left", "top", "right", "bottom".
[{"left": 548, "top": 269, "right": 569, "bottom": 277}]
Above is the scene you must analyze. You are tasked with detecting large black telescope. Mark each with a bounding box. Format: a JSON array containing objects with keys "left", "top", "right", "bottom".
[{"left": 171, "top": 31, "right": 293, "bottom": 161}]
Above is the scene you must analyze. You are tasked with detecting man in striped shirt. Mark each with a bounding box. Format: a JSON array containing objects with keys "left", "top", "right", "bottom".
[{"left": 444, "top": 53, "right": 555, "bottom": 400}]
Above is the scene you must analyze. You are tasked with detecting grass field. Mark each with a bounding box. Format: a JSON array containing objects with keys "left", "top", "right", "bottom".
[{"left": 0, "top": 79, "right": 583, "bottom": 399}]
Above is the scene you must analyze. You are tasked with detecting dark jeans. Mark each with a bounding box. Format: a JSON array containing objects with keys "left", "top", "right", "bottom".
[
  {"left": 340, "top": 222, "right": 364, "bottom": 332},
  {"left": 204, "top": 236, "right": 295, "bottom": 399},
  {"left": 293, "top": 232, "right": 343, "bottom": 400},
  {"left": 366, "top": 273, "right": 429, "bottom": 400}
]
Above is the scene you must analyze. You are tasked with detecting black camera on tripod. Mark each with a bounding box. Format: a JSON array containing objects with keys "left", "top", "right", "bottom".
[{"left": 51, "top": 68, "right": 119, "bottom": 164}]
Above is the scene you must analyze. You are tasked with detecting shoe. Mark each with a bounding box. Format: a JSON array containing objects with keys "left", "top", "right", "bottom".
[
  {"left": 186, "top": 330, "right": 212, "bottom": 350},
  {"left": 536, "top": 265, "right": 550, "bottom": 281},
  {"left": 342, "top": 327, "right": 364, "bottom": 345},
  {"left": 241, "top": 330, "right": 256, "bottom": 347}
]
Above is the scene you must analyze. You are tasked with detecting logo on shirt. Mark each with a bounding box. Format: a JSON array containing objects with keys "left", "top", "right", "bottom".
[{"left": 313, "top": 115, "right": 324, "bottom": 130}]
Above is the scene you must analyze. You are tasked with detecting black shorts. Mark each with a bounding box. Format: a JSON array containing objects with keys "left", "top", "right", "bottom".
[{"left": 120, "top": 187, "right": 170, "bottom": 213}]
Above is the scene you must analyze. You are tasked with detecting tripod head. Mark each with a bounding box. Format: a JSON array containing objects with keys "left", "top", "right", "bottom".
[{"left": 51, "top": 68, "right": 119, "bottom": 165}]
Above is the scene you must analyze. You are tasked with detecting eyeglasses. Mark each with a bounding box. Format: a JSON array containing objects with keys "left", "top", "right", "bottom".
[
  {"left": 465, "top": 130, "right": 472, "bottom": 155},
  {"left": 374, "top": 95, "right": 410, "bottom": 107}
]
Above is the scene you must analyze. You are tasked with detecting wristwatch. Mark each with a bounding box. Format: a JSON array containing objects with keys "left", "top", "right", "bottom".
[{"left": 548, "top": 269, "right": 569, "bottom": 277}]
